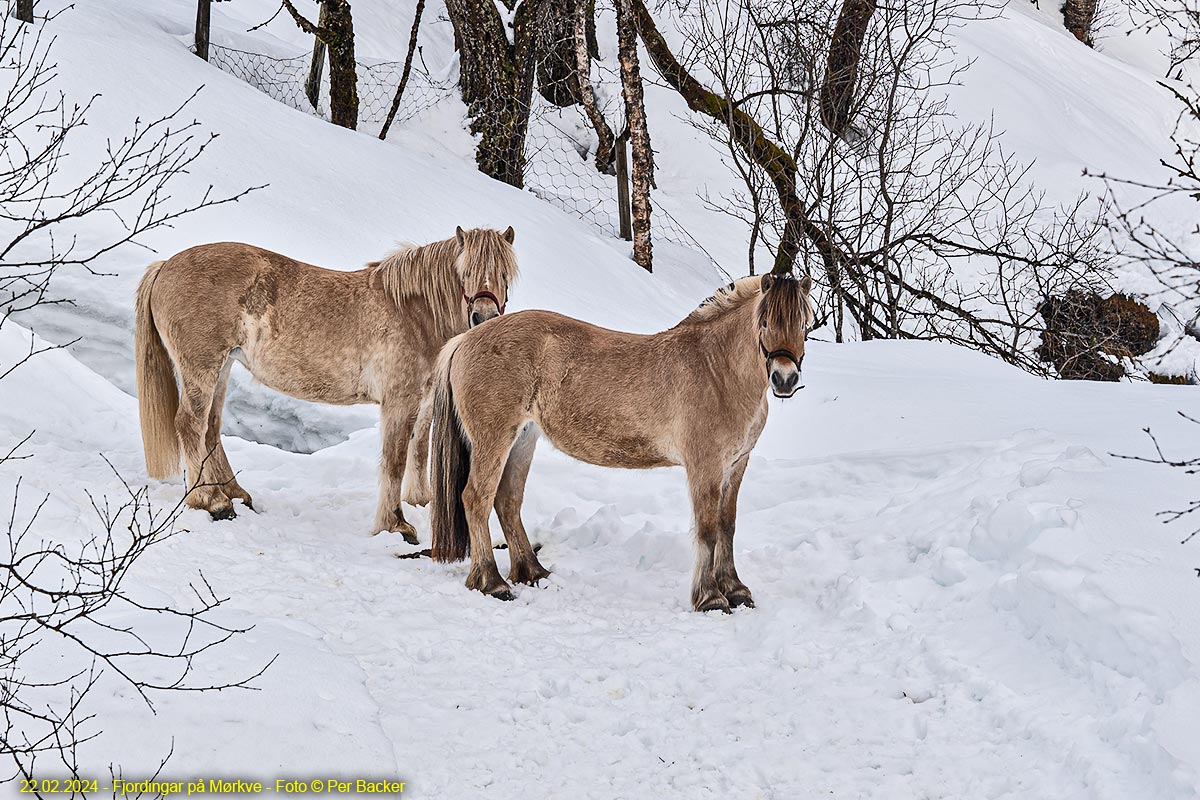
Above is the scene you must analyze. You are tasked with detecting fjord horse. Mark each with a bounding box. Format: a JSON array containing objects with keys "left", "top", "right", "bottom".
[
  {"left": 135, "top": 227, "right": 518, "bottom": 540},
  {"left": 428, "top": 273, "right": 812, "bottom": 611}
]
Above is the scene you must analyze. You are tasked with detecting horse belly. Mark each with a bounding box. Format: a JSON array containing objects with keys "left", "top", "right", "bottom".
[
  {"left": 237, "top": 329, "right": 374, "bottom": 405},
  {"left": 538, "top": 415, "right": 676, "bottom": 470}
]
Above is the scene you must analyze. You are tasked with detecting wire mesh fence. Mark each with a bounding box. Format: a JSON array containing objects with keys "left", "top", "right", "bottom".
[
  {"left": 199, "top": 41, "right": 727, "bottom": 277},
  {"left": 522, "top": 99, "right": 730, "bottom": 278},
  {"left": 204, "top": 43, "right": 453, "bottom": 127}
]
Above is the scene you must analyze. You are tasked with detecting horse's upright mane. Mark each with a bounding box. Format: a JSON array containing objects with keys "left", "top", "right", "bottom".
[
  {"left": 370, "top": 237, "right": 461, "bottom": 335},
  {"left": 678, "top": 276, "right": 762, "bottom": 325},
  {"left": 369, "top": 231, "right": 519, "bottom": 337}
]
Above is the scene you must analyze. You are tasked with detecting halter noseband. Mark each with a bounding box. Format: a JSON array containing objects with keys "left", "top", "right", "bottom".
[
  {"left": 760, "top": 338, "right": 801, "bottom": 373},
  {"left": 464, "top": 290, "right": 505, "bottom": 315}
]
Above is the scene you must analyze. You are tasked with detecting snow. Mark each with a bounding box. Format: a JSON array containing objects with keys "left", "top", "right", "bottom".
[{"left": 3, "top": 0, "right": 1200, "bottom": 797}]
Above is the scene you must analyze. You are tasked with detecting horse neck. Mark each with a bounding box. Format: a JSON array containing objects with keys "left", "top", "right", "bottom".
[
  {"left": 676, "top": 296, "right": 766, "bottom": 392},
  {"left": 376, "top": 241, "right": 467, "bottom": 343}
]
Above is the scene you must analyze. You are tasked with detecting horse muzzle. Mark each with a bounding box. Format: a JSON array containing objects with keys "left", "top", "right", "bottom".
[
  {"left": 470, "top": 307, "right": 500, "bottom": 328},
  {"left": 465, "top": 290, "right": 504, "bottom": 328},
  {"left": 770, "top": 364, "right": 803, "bottom": 398}
]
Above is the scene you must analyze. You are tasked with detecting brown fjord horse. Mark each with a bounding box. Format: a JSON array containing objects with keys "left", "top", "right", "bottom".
[
  {"left": 428, "top": 273, "right": 812, "bottom": 611},
  {"left": 135, "top": 227, "right": 518, "bottom": 541}
]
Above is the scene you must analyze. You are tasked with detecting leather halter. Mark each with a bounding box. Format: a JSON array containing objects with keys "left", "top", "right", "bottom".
[
  {"left": 760, "top": 338, "right": 801, "bottom": 373},
  {"left": 464, "top": 290, "right": 505, "bottom": 315}
]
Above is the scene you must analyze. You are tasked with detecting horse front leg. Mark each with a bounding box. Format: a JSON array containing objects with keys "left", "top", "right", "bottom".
[
  {"left": 401, "top": 383, "right": 434, "bottom": 507},
  {"left": 374, "top": 401, "right": 419, "bottom": 544},
  {"left": 714, "top": 453, "right": 753, "bottom": 608},
  {"left": 687, "top": 466, "right": 729, "bottom": 613},
  {"left": 206, "top": 358, "right": 254, "bottom": 511}
]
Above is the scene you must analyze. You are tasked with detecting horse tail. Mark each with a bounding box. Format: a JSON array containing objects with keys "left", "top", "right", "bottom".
[
  {"left": 135, "top": 260, "right": 180, "bottom": 479},
  {"left": 430, "top": 335, "right": 471, "bottom": 562}
]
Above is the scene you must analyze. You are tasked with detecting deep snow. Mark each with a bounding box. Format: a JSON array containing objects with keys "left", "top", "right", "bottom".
[{"left": 3, "top": 0, "right": 1200, "bottom": 798}]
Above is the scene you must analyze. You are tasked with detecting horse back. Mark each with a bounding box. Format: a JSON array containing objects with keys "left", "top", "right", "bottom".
[
  {"left": 451, "top": 310, "right": 684, "bottom": 469},
  {"left": 147, "top": 242, "right": 402, "bottom": 405}
]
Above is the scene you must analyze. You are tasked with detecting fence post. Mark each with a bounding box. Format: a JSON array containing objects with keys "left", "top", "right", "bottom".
[
  {"left": 615, "top": 132, "right": 632, "bottom": 241},
  {"left": 305, "top": 1, "right": 330, "bottom": 112},
  {"left": 15, "top": 0, "right": 33, "bottom": 23},
  {"left": 194, "top": 0, "right": 211, "bottom": 60}
]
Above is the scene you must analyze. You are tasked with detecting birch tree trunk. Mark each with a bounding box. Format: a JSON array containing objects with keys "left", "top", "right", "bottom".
[
  {"left": 616, "top": 0, "right": 653, "bottom": 271},
  {"left": 1062, "top": 0, "right": 1098, "bottom": 46}
]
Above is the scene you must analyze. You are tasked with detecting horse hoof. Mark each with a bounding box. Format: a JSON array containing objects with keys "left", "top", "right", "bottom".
[
  {"left": 727, "top": 591, "right": 755, "bottom": 609},
  {"left": 209, "top": 506, "right": 237, "bottom": 521},
  {"left": 509, "top": 561, "right": 551, "bottom": 586},
  {"left": 491, "top": 589, "right": 516, "bottom": 602},
  {"left": 694, "top": 595, "right": 731, "bottom": 614},
  {"left": 401, "top": 531, "right": 419, "bottom": 546},
  {"left": 241, "top": 497, "right": 255, "bottom": 512}
]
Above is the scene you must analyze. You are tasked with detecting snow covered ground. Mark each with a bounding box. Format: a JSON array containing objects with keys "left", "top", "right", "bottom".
[
  {"left": 3, "top": 0, "right": 1200, "bottom": 797},
  {"left": 4, "top": 319, "right": 1199, "bottom": 798}
]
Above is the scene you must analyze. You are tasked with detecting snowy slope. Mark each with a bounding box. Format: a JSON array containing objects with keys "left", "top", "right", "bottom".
[
  {"left": 2, "top": 0, "right": 1200, "bottom": 797},
  {"left": 3, "top": 317, "right": 1199, "bottom": 798}
]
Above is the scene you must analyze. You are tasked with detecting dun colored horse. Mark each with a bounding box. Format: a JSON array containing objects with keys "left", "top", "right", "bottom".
[
  {"left": 135, "top": 227, "right": 518, "bottom": 540},
  {"left": 428, "top": 273, "right": 812, "bottom": 611}
]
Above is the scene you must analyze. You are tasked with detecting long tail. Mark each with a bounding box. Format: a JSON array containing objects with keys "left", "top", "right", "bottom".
[
  {"left": 135, "top": 260, "right": 180, "bottom": 479},
  {"left": 430, "top": 336, "right": 471, "bottom": 562}
]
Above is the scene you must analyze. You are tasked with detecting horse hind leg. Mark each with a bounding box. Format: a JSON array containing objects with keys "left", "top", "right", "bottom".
[
  {"left": 495, "top": 423, "right": 550, "bottom": 586},
  {"left": 462, "top": 424, "right": 524, "bottom": 600},
  {"left": 205, "top": 357, "right": 254, "bottom": 510},
  {"left": 176, "top": 359, "right": 236, "bottom": 520}
]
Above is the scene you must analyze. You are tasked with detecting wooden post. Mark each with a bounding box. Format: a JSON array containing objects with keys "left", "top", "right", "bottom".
[
  {"left": 615, "top": 132, "right": 632, "bottom": 241},
  {"left": 194, "top": 0, "right": 211, "bottom": 60},
  {"left": 15, "top": 0, "right": 34, "bottom": 23},
  {"left": 305, "top": 1, "right": 330, "bottom": 111}
]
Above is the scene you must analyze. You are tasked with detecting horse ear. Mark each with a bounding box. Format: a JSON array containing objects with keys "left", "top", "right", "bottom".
[
  {"left": 760, "top": 274, "right": 775, "bottom": 293},
  {"left": 799, "top": 274, "right": 812, "bottom": 294},
  {"left": 503, "top": 225, "right": 515, "bottom": 244},
  {"left": 455, "top": 226, "right": 465, "bottom": 247}
]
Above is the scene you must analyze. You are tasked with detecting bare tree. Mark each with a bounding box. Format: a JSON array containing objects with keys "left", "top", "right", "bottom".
[
  {"left": 444, "top": 0, "right": 538, "bottom": 186},
  {"left": 1, "top": 459, "right": 275, "bottom": 794},
  {"left": 1116, "top": 413, "right": 1200, "bottom": 546},
  {"left": 820, "top": 0, "right": 876, "bottom": 139},
  {"left": 617, "top": 0, "right": 654, "bottom": 271},
  {"left": 1121, "top": 0, "right": 1200, "bottom": 78},
  {"left": 576, "top": 0, "right": 615, "bottom": 173},
  {"left": 1, "top": 10, "right": 255, "bottom": 328},
  {"left": 281, "top": 0, "right": 359, "bottom": 129},
  {"left": 1093, "top": 81, "right": 1200, "bottom": 351},
  {"left": 1, "top": 8, "right": 265, "bottom": 789},
  {"left": 378, "top": 0, "right": 426, "bottom": 141},
  {"left": 632, "top": 0, "right": 1110, "bottom": 370}
]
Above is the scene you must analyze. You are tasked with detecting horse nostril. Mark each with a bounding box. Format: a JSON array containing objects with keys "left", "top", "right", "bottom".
[{"left": 470, "top": 312, "right": 484, "bottom": 327}]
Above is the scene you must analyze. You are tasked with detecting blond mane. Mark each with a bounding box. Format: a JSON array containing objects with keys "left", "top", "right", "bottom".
[
  {"left": 678, "top": 276, "right": 763, "bottom": 325},
  {"left": 369, "top": 229, "right": 518, "bottom": 337}
]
